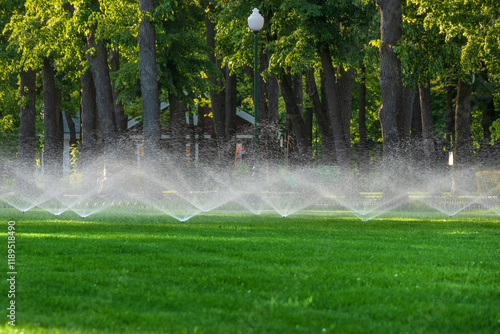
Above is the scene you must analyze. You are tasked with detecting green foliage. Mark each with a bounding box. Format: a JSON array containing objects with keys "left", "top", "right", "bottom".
[
  {"left": 0, "top": 0, "right": 22, "bottom": 141},
  {"left": 351, "top": 54, "right": 382, "bottom": 145},
  {"left": 0, "top": 114, "right": 17, "bottom": 158},
  {"left": 490, "top": 119, "right": 500, "bottom": 142},
  {"left": 401, "top": 2, "right": 458, "bottom": 86},
  {"left": 156, "top": 0, "right": 211, "bottom": 102},
  {"left": 409, "top": 0, "right": 500, "bottom": 77},
  {"left": 99, "top": 0, "right": 140, "bottom": 46},
  {"left": 1, "top": 0, "right": 499, "bottom": 166},
  {"left": 0, "top": 114, "right": 14, "bottom": 133},
  {"left": 70, "top": 141, "right": 80, "bottom": 173},
  {"left": 429, "top": 80, "right": 450, "bottom": 146}
]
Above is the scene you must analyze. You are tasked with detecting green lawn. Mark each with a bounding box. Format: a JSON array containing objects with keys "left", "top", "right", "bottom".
[{"left": 1, "top": 209, "right": 499, "bottom": 333}]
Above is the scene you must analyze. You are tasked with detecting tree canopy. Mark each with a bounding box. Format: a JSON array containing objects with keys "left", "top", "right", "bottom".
[{"left": 0, "top": 0, "right": 499, "bottom": 178}]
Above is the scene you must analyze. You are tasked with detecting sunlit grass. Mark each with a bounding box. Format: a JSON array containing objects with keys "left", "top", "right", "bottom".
[{"left": 0, "top": 209, "right": 499, "bottom": 333}]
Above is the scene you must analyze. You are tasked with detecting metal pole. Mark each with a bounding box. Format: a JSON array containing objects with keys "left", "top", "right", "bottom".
[{"left": 253, "top": 31, "right": 259, "bottom": 171}]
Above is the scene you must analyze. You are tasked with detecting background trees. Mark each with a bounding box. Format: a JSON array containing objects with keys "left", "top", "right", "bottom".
[{"left": 0, "top": 0, "right": 499, "bottom": 185}]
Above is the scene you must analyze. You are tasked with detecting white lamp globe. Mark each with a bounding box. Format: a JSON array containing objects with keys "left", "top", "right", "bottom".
[{"left": 248, "top": 8, "right": 264, "bottom": 32}]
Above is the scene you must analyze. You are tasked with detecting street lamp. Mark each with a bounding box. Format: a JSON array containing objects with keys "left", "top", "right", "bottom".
[{"left": 248, "top": 8, "right": 264, "bottom": 172}]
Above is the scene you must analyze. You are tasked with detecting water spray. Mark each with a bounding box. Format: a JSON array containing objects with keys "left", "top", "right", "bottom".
[{"left": 4, "top": 157, "right": 496, "bottom": 221}]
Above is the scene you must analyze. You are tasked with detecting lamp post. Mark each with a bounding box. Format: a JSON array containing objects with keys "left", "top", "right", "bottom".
[{"left": 248, "top": 8, "right": 264, "bottom": 173}]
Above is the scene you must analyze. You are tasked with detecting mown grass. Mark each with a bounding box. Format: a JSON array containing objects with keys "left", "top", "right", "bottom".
[{"left": 0, "top": 208, "right": 499, "bottom": 333}]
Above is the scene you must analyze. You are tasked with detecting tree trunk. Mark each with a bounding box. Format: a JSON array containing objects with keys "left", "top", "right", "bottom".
[
  {"left": 65, "top": 112, "right": 77, "bottom": 148},
  {"left": 56, "top": 89, "right": 64, "bottom": 176},
  {"left": 80, "top": 66, "right": 100, "bottom": 191},
  {"left": 397, "top": 87, "right": 415, "bottom": 177},
  {"left": 85, "top": 32, "right": 117, "bottom": 157},
  {"left": 17, "top": 68, "right": 37, "bottom": 190},
  {"left": 138, "top": 0, "right": 161, "bottom": 158},
  {"left": 80, "top": 67, "right": 99, "bottom": 155},
  {"left": 55, "top": 88, "right": 64, "bottom": 151},
  {"left": 293, "top": 73, "right": 308, "bottom": 154},
  {"left": 411, "top": 89, "right": 422, "bottom": 139},
  {"left": 337, "top": 66, "right": 355, "bottom": 145},
  {"left": 319, "top": 47, "right": 350, "bottom": 172},
  {"left": 377, "top": 0, "right": 403, "bottom": 180},
  {"left": 265, "top": 74, "right": 280, "bottom": 165},
  {"left": 305, "top": 68, "right": 335, "bottom": 164},
  {"left": 305, "top": 106, "right": 313, "bottom": 148},
  {"left": 410, "top": 89, "right": 423, "bottom": 173},
  {"left": 196, "top": 103, "right": 209, "bottom": 166},
  {"left": 454, "top": 78, "right": 473, "bottom": 162},
  {"left": 452, "top": 78, "right": 473, "bottom": 192},
  {"left": 42, "top": 58, "right": 62, "bottom": 183},
  {"left": 480, "top": 67, "right": 497, "bottom": 144},
  {"left": 400, "top": 87, "right": 415, "bottom": 141},
  {"left": 205, "top": 3, "right": 225, "bottom": 162},
  {"left": 268, "top": 74, "right": 280, "bottom": 124},
  {"left": 319, "top": 70, "right": 337, "bottom": 164},
  {"left": 419, "top": 79, "right": 434, "bottom": 170},
  {"left": 358, "top": 62, "right": 369, "bottom": 175},
  {"left": 169, "top": 92, "right": 186, "bottom": 159},
  {"left": 279, "top": 73, "right": 312, "bottom": 163},
  {"left": 293, "top": 74, "right": 303, "bottom": 116},
  {"left": 109, "top": 48, "right": 128, "bottom": 132},
  {"left": 188, "top": 111, "right": 196, "bottom": 169}
]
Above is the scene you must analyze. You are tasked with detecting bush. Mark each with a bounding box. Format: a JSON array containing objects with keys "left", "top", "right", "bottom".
[{"left": 475, "top": 171, "right": 500, "bottom": 196}]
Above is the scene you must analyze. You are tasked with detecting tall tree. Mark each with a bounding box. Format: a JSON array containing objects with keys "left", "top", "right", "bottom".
[
  {"left": 153, "top": 0, "right": 211, "bottom": 165},
  {"left": 205, "top": 2, "right": 225, "bottom": 163},
  {"left": 138, "top": 0, "right": 160, "bottom": 158},
  {"left": 410, "top": 0, "right": 500, "bottom": 172},
  {"left": 169, "top": 91, "right": 186, "bottom": 158},
  {"left": 85, "top": 32, "right": 118, "bottom": 157},
  {"left": 17, "top": 67, "right": 37, "bottom": 188},
  {"left": 419, "top": 79, "right": 434, "bottom": 170},
  {"left": 357, "top": 62, "right": 369, "bottom": 174},
  {"left": 109, "top": 49, "right": 128, "bottom": 132},
  {"left": 279, "top": 72, "right": 312, "bottom": 162},
  {"left": 377, "top": 0, "right": 403, "bottom": 177},
  {"left": 80, "top": 66, "right": 99, "bottom": 159},
  {"left": 320, "top": 48, "right": 352, "bottom": 172},
  {"left": 453, "top": 77, "right": 473, "bottom": 191},
  {"left": 42, "top": 58, "right": 63, "bottom": 182},
  {"left": 445, "top": 84, "right": 455, "bottom": 151}
]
